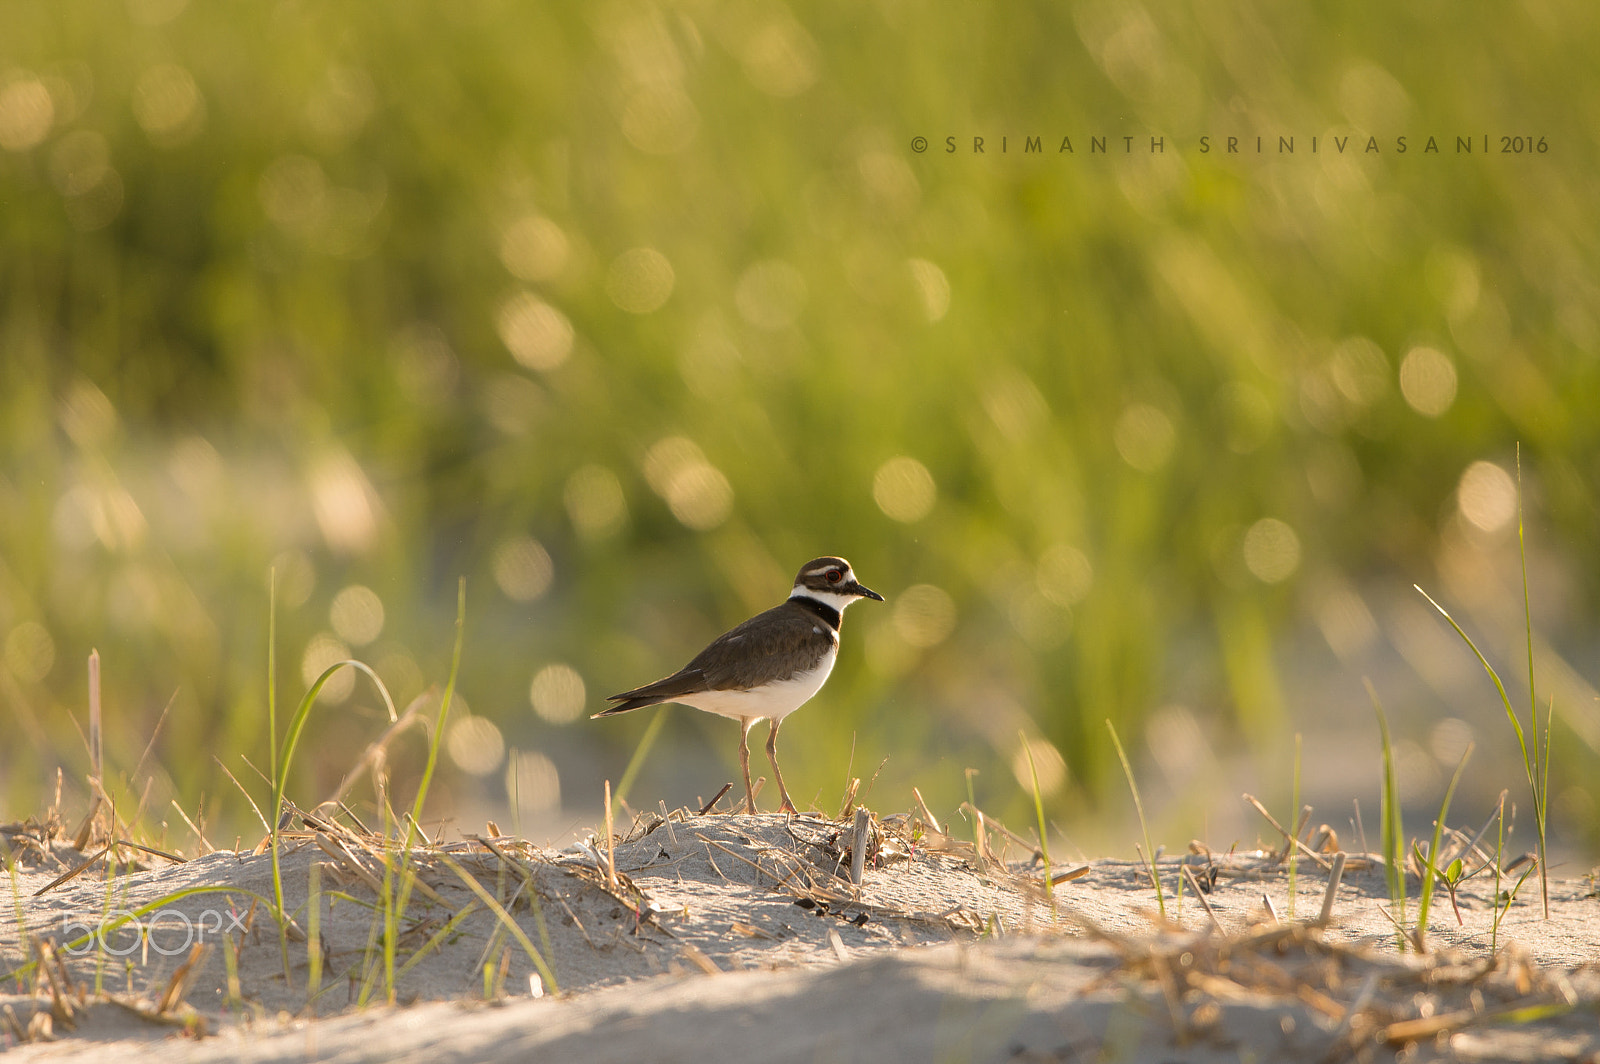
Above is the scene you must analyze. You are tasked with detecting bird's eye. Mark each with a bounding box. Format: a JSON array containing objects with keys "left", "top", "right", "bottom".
[{"left": 827, "top": 569, "right": 843, "bottom": 583}]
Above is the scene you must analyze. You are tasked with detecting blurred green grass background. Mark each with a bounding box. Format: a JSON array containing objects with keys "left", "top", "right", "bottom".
[{"left": 2, "top": 0, "right": 1598, "bottom": 856}]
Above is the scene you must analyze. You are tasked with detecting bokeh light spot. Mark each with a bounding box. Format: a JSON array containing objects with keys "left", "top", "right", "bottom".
[
  {"left": 497, "top": 292, "right": 574, "bottom": 371},
  {"left": 643, "top": 437, "right": 705, "bottom": 494},
  {"left": 982, "top": 370, "right": 1048, "bottom": 441},
  {"left": 1037, "top": 545, "right": 1093, "bottom": 607},
  {"left": 330, "top": 584, "right": 384, "bottom": 645},
  {"left": 1338, "top": 61, "right": 1412, "bottom": 130},
  {"left": 259, "top": 155, "right": 328, "bottom": 235},
  {"left": 1329, "top": 336, "right": 1389, "bottom": 409},
  {"left": 665, "top": 463, "right": 733, "bottom": 530},
  {"left": 1010, "top": 592, "right": 1073, "bottom": 649},
  {"left": 678, "top": 317, "right": 743, "bottom": 397},
  {"left": 482, "top": 374, "right": 547, "bottom": 436},
  {"left": 301, "top": 633, "right": 354, "bottom": 704},
  {"left": 740, "top": 18, "right": 819, "bottom": 97},
  {"left": 735, "top": 260, "right": 807, "bottom": 330},
  {"left": 565, "top": 465, "right": 627, "bottom": 540},
  {"left": 49, "top": 130, "right": 110, "bottom": 196},
  {"left": 1113, "top": 403, "right": 1176, "bottom": 472},
  {"left": 506, "top": 750, "right": 562, "bottom": 815},
  {"left": 606, "top": 247, "right": 675, "bottom": 314},
  {"left": 59, "top": 377, "right": 119, "bottom": 450},
  {"left": 908, "top": 258, "right": 950, "bottom": 322},
  {"left": 271, "top": 550, "right": 317, "bottom": 609},
  {"left": 641, "top": 436, "right": 732, "bottom": 529},
  {"left": 0, "top": 77, "right": 54, "bottom": 151},
  {"left": 54, "top": 481, "right": 146, "bottom": 554},
  {"left": 859, "top": 152, "right": 921, "bottom": 216},
  {"left": 392, "top": 324, "right": 460, "bottom": 404},
  {"left": 1427, "top": 717, "right": 1475, "bottom": 767},
  {"left": 4, "top": 622, "right": 56, "bottom": 683},
  {"left": 493, "top": 537, "right": 554, "bottom": 601},
  {"left": 447, "top": 715, "right": 506, "bottom": 777},
  {"left": 168, "top": 435, "right": 223, "bottom": 499},
  {"left": 1145, "top": 704, "right": 1210, "bottom": 788},
  {"left": 499, "top": 216, "right": 569, "bottom": 282},
  {"left": 132, "top": 64, "right": 203, "bottom": 144},
  {"left": 1314, "top": 582, "right": 1377, "bottom": 661},
  {"left": 374, "top": 650, "right": 424, "bottom": 707},
  {"left": 1399, "top": 346, "right": 1457, "bottom": 417},
  {"left": 1457, "top": 461, "right": 1516, "bottom": 533},
  {"left": 310, "top": 450, "right": 378, "bottom": 555},
  {"left": 304, "top": 65, "right": 376, "bottom": 145},
  {"left": 621, "top": 85, "right": 700, "bottom": 154},
  {"left": 1010, "top": 736, "right": 1068, "bottom": 795},
  {"left": 63, "top": 166, "right": 123, "bottom": 230},
  {"left": 1242, "top": 518, "right": 1301, "bottom": 584},
  {"left": 872, "top": 456, "right": 936, "bottom": 522},
  {"left": 893, "top": 584, "right": 957, "bottom": 648},
  {"left": 483, "top": 374, "right": 547, "bottom": 436},
  {"left": 531, "top": 664, "right": 587, "bottom": 724}
]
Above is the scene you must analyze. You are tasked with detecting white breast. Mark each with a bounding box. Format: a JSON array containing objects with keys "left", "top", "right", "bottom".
[{"left": 674, "top": 645, "right": 838, "bottom": 723}]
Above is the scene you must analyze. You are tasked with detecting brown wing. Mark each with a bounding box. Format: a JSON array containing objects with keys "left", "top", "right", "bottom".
[
  {"left": 599, "top": 665, "right": 711, "bottom": 714},
  {"left": 598, "top": 603, "right": 832, "bottom": 715},
  {"left": 682, "top": 603, "right": 834, "bottom": 690}
]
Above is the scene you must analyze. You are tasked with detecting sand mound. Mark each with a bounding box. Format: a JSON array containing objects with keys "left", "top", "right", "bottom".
[{"left": 2, "top": 806, "right": 1597, "bottom": 1062}]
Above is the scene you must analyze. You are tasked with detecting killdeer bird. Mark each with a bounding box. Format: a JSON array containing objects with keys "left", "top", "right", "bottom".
[{"left": 596, "top": 557, "right": 883, "bottom": 814}]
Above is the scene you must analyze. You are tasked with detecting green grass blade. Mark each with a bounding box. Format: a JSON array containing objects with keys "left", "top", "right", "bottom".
[
  {"left": 264, "top": 578, "right": 417, "bottom": 988},
  {"left": 1491, "top": 790, "right": 1506, "bottom": 955},
  {"left": 1288, "top": 733, "right": 1301, "bottom": 919},
  {"left": 381, "top": 819, "right": 398, "bottom": 1002},
  {"left": 267, "top": 568, "right": 278, "bottom": 812},
  {"left": 1414, "top": 586, "right": 1530, "bottom": 764},
  {"left": 385, "top": 577, "right": 466, "bottom": 1000},
  {"left": 1514, "top": 448, "right": 1552, "bottom": 918},
  {"left": 307, "top": 859, "right": 323, "bottom": 1006},
  {"left": 613, "top": 707, "right": 669, "bottom": 819},
  {"left": 1416, "top": 579, "right": 1549, "bottom": 917},
  {"left": 1107, "top": 719, "right": 1164, "bottom": 918},
  {"left": 266, "top": 571, "right": 288, "bottom": 982},
  {"left": 1020, "top": 730, "right": 1056, "bottom": 914},
  {"left": 407, "top": 577, "right": 466, "bottom": 842},
  {"left": 395, "top": 901, "right": 481, "bottom": 980},
  {"left": 438, "top": 854, "right": 558, "bottom": 993},
  {"left": 273, "top": 660, "right": 400, "bottom": 824},
  {"left": 1415, "top": 743, "right": 1472, "bottom": 948},
  {"left": 1366, "top": 679, "right": 1406, "bottom": 947}
]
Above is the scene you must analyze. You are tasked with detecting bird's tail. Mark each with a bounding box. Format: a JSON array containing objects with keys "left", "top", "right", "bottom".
[{"left": 590, "top": 695, "right": 665, "bottom": 719}]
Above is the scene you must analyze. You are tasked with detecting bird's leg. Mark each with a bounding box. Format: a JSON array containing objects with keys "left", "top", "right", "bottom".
[
  {"left": 766, "top": 718, "right": 797, "bottom": 815},
  {"left": 739, "top": 717, "right": 757, "bottom": 814}
]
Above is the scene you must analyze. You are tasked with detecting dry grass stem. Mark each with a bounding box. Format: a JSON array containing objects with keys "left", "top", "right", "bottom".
[
  {"left": 911, "top": 787, "right": 942, "bottom": 834},
  {"left": 697, "top": 784, "right": 732, "bottom": 816},
  {"left": 1242, "top": 794, "right": 1333, "bottom": 871},
  {"left": 849, "top": 808, "right": 870, "bottom": 887},
  {"left": 1317, "top": 852, "right": 1348, "bottom": 926},
  {"left": 1183, "top": 866, "right": 1223, "bottom": 932},
  {"left": 169, "top": 798, "right": 214, "bottom": 855}
]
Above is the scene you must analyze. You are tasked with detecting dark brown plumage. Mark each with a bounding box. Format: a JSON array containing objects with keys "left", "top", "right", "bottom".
[
  {"left": 597, "top": 600, "right": 840, "bottom": 714},
  {"left": 595, "top": 556, "right": 883, "bottom": 813}
]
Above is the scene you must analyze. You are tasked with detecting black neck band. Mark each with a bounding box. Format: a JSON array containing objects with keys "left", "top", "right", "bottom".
[{"left": 792, "top": 595, "right": 842, "bottom": 631}]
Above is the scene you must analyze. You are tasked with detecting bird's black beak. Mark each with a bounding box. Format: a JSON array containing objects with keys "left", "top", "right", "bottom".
[{"left": 850, "top": 582, "right": 884, "bottom": 602}]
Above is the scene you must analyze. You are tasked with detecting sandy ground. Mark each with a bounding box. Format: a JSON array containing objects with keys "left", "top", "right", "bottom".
[{"left": 2, "top": 805, "right": 1597, "bottom": 1062}]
